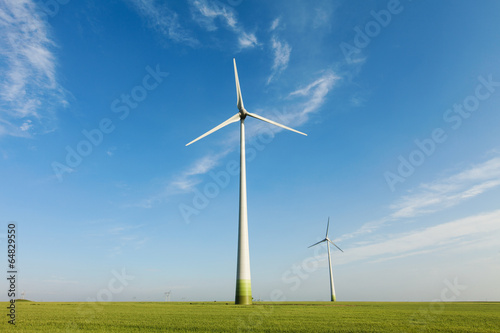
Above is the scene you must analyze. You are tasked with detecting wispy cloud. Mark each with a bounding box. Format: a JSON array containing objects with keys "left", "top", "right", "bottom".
[
  {"left": 185, "top": 151, "right": 229, "bottom": 176},
  {"left": 339, "top": 155, "right": 500, "bottom": 242},
  {"left": 134, "top": 148, "right": 233, "bottom": 207},
  {"left": 288, "top": 71, "right": 339, "bottom": 120},
  {"left": 190, "top": 0, "right": 236, "bottom": 30},
  {"left": 128, "top": 0, "right": 199, "bottom": 47},
  {"left": 106, "top": 223, "right": 148, "bottom": 256},
  {"left": 108, "top": 224, "right": 144, "bottom": 235},
  {"left": 190, "top": 0, "right": 258, "bottom": 49},
  {"left": 335, "top": 209, "right": 500, "bottom": 265},
  {"left": 336, "top": 217, "right": 390, "bottom": 243},
  {"left": 266, "top": 36, "right": 291, "bottom": 84},
  {"left": 168, "top": 148, "right": 231, "bottom": 192},
  {"left": 312, "top": 4, "right": 337, "bottom": 29},
  {"left": 269, "top": 17, "right": 280, "bottom": 32},
  {"left": 266, "top": 17, "right": 291, "bottom": 84},
  {"left": 238, "top": 32, "right": 258, "bottom": 49},
  {"left": 390, "top": 157, "right": 500, "bottom": 219},
  {"left": 0, "top": 0, "right": 67, "bottom": 137},
  {"left": 127, "top": 154, "right": 226, "bottom": 208}
]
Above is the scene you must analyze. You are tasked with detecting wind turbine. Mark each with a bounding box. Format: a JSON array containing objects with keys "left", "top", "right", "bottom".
[
  {"left": 308, "top": 217, "right": 343, "bottom": 302},
  {"left": 186, "top": 58, "right": 307, "bottom": 304}
]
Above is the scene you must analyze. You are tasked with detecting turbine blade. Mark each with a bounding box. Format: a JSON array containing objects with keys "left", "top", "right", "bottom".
[
  {"left": 325, "top": 217, "right": 330, "bottom": 238},
  {"left": 246, "top": 112, "right": 307, "bottom": 136},
  {"left": 308, "top": 239, "right": 326, "bottom": 248},
  {"left": 328, "top": 239, "right": 344, "bottom": 252},
  {"left": 234, "top": 58, "right": 244, "bottom": 111},
  {"left": 186, "top": 113, "right": 240, "bottom": 146}
]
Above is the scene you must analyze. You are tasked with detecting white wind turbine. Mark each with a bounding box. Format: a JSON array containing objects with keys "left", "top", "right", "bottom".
[
  {"left": 308, "top": 217, "right": 343, "bottom": 302},
  {"left": 186, "top": 58, "right": 307, "bottom": 304}
]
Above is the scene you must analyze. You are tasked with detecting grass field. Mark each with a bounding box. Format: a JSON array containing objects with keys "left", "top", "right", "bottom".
[{"left": 1, "top": 301, "right": 499, "bottom": 332}]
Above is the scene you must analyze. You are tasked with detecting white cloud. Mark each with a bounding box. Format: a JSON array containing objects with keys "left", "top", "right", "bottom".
[
  {"left": 19, "top": 119, "right": 33, "bottom": 131},
  {"left": 190, "top": 0, "right": 258, "bottom": 50},
  {"left": 190, "top": 0, "right": 236, "bottom": 30},
  {"left": 390, "top": 157, "right": 500, "bottom": 219},
  {"left": 170, "top": 178, "right": 201, "bottom": 192},
  {"left": 238, "top": 31, "right": 258, "bottom": 49},
  {"left": 128, "top": 0, "right": 199, "bottom": 46},
  {"left": 289, "top": 71, "right": 339, "bottom": 119},
  {"left": 108, "top": 224, "right": 144, "bottom": 235},
  {"left": 131, "top": 148, "right": 233, "bottom": 207},
  {"left": 312, "top": 4, "right": 337, "bottom": 29},
  {"left": 0, "top": 0, "right": 67, "bottom": 137},
  {"left": 339, "top": 155, "right": 500, "bottom": 242},
  {"left": 336, "top": 209, "right": 500, "bottom": 266},
  {"left": 336, "top": 217, "right": 390, "bottom": 242},
  {"left": 185, "top": 152, "right": 225, "bottom": 176},
  {"left": 270, "top": 17, "right": 280, "bottom": 31},
  {"left": 129, "top": 0, "right": 257, "bottom": 50},
  {"left": 167, "top": 148, "right": 232, "bottom": 194},
  {"left": 266, "top": 36, "right": 291, "bottom": 84}
]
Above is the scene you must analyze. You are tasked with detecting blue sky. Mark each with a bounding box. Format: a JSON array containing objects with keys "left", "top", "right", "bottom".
[{"left": 1, "top": 0, "right": 499, "bottom": 302}]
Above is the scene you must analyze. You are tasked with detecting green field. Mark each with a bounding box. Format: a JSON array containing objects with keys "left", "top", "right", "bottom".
[{"left": 2, "top": 301, "right": 499, "bottom": 332}]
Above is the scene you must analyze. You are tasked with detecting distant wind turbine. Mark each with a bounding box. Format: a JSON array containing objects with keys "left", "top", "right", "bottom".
[
  {"left": 308, "top": 217, "right": 343, "bottom": 302},
  {"left": 186, "top": 58, "right": 307, "bottom": 305}
]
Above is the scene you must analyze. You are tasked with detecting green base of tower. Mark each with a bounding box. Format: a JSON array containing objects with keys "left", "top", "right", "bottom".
[
  {"left": 235, "top": 279, "right": 252, "bottom": 305},
  {"left": 331, "top": 294, "right": 336, "bottom": 302},
  {"left": 235, "top": 295, "right": 253, "bottom": 305}
]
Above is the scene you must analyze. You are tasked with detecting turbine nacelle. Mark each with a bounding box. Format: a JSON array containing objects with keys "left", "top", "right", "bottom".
[
  {"left": 308, "top": 218, "right": 343, "bottom": 252},
  {"left": 239, "top": 108, "right": 248, "bottom": 119}
]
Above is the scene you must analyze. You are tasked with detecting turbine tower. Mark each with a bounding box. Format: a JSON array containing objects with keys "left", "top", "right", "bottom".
[
  {"left": 308, "top": 217, "right": 343, "bottom": 302},
  {"left": 186, "top": 58, "right": 307, "bottom": 304}
]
